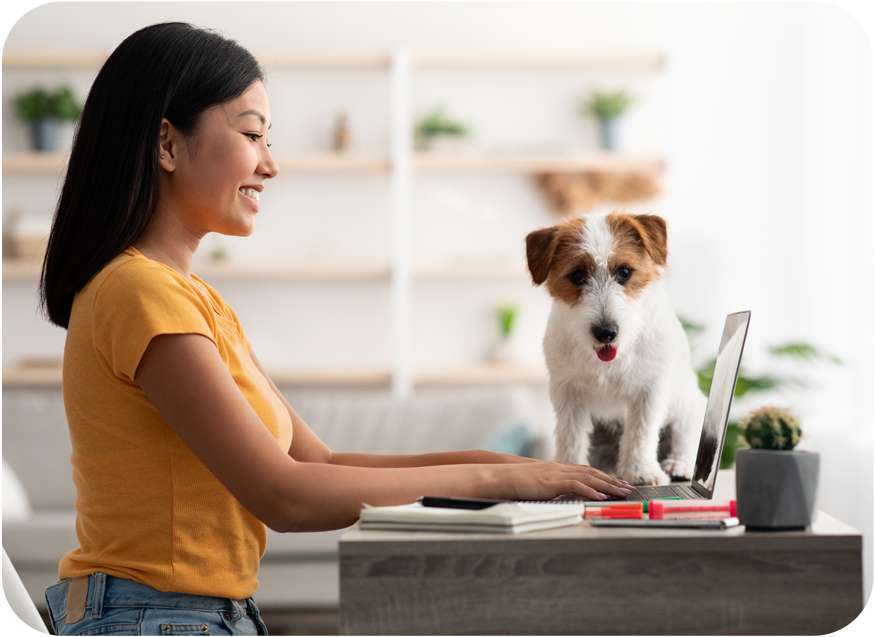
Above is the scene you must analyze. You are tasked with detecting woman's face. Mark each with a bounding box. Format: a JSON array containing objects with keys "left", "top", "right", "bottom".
[{"left": 159, "top": 81, "right": 278, "bottom": 239}]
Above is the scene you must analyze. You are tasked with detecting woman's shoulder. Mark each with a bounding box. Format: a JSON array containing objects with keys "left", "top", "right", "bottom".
[{"left": 89, "top": 248, "right": 194, "bottom": 295}]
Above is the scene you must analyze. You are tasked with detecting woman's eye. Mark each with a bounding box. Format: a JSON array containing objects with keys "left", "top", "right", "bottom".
[
  {"left": 244, "top": 133, "right": 271, "bottom": 148},
  {"left": 616, "top": 267, "right": 632, "bottom": 284},
  {"left": 568, "top": 270, "right": 586, "bottom": 286}
]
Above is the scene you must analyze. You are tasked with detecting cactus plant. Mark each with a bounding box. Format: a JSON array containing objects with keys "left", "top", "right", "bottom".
[{"left": 739, "top": 406, "right": 802, "bottom": 451}]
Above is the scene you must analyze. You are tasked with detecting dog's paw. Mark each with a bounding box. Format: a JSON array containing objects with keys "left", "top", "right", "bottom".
[
  {"left": 660, "top": 458, "right": 693, "bottom": 482},
  {"left": 619, "top": 463, "right": 670, "bottom": 486}
]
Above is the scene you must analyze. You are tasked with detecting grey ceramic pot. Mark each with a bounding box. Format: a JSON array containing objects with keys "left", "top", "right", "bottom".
[
  {"left": 735, "top": 448, "right": 820, "bottom": 530},
  {"left": 31, "top": 116, "right": 59, "bottom": 151}
]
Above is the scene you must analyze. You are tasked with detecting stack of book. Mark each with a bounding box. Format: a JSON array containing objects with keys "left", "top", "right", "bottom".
[{"left": 359, "top": 501, "right": 584, "bottom": 534}]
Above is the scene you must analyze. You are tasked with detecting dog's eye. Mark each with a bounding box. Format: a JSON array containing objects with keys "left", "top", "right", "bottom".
[
  {"left": 568, "top": 270, "right": 586, "bottom": 286},
  {"left": 616, "top": 267, "right": 632, "bottom": 284}
]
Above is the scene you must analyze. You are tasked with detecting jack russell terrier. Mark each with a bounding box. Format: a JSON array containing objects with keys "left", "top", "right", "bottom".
[{"left": 526, "top": 211, "right": 706, "bottom": 486}]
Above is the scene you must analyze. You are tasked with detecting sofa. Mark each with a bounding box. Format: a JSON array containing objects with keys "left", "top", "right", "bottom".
[{"left": 2, "top": 384, "right": 547, "bottom": 610}]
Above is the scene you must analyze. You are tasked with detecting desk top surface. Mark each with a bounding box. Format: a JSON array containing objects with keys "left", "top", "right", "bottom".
[{"left": 340, "top": 470, "right": 861, "bottom": 551}]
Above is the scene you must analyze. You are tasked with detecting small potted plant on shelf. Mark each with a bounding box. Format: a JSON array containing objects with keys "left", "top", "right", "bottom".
[
  {"left": 487, "top": 304, "right": 520, "bottom": 365},
  {"left": 414, "top": 107, "right": 471, "bottom": 152},
  {"left": 579, "top": 90, "right": 634, "bottom": 152},
  {"left": 734, "top": 406, "right": 820, "bottom": 530},
  {"left": 14, "top": 85, "right": 82, "bottom": 152}
]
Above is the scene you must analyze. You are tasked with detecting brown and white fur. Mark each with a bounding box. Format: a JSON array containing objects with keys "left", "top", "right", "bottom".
[{"left": 526, "top": 211, "right": 705, "bottom": 485}]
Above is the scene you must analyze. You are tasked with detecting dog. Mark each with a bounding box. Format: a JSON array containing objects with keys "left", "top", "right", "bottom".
[{"left": 525, "top": 210, "right": 706, "bottom": 485}]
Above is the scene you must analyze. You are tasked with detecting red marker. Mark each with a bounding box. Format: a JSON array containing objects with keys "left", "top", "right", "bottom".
[
  {"left": 648, "top": 499, "right": 737, "bottom": 520},
  {"left": 585, "top": 503, "right": 643, "bottom": 519}
]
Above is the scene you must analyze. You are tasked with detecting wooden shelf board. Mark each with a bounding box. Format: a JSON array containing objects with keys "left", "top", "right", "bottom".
[
  {"left": 3, "top": 152, "right": 69, "bottom": 173},
  {"left": 194, "top": 262, "right": 392, "bottom": 281},
  {"left": 3, "top": 50, "right": 663, "bottom": 71},
  {"left": 412, "top": 51, "right": 665, "bottom": 69},
  {"left": 2, "top": 259, "right": 44, "bottom": 280},
  {"left": 414, "top": 364, "right": 547, "bottom": 385},
  {"left": 257, "top": 51, "right": 391, "bottom": 69},
  {"left": 2, "top": 364, "right": 546, "bottom": 388},
  {"left": 413, "top": 152, "right": 664, "bottom": 174},
  {"left": 414, "top": 263, "right": 528, "bottom": 279},
  {"left": 274, "top": 154, "right": 391, "bottom": 173},
  {"left": 2, "top": 51, "right": 107, "bottom": 68}
]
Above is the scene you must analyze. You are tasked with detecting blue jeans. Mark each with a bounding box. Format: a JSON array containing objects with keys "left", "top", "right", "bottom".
[{"left": 45, "top": 572, "right": 268, "bottom": 635}]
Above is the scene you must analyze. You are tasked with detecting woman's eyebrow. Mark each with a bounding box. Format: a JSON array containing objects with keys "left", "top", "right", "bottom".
[{"left": 237, "top": 109, "right": 270, "bottom": 128}]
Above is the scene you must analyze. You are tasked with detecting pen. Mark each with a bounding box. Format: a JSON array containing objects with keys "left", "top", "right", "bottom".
[
  {"left": 648, "top": 499, "right": 737, "bottom": 520},
  {"left": 418, "top": 497, "right": 509, "bottom": 510}
]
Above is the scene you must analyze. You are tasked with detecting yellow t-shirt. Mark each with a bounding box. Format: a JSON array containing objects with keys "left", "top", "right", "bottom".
[{"left": 59, "top": 247, "right": 293, "bottom": 599}]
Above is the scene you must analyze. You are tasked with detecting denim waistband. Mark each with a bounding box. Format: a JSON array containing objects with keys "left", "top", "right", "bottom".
[{"left": 45, "top": 572, "right": 256, "bottom": 618}]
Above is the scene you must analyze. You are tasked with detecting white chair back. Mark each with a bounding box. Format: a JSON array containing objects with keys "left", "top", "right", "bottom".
[{"left": 0, "top": 544, "right": 49, "bottom": 637}]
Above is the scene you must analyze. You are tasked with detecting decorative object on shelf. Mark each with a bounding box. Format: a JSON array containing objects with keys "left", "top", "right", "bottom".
[
  {"left": 734, "top": 406, "right": 819, "bottom": 530},
  {"left": 487, "top": 304, "right": 521, "bottom": 365},
  {"left": 414, "top": 107, "right": 471, "bottom": 152},
  {"left": 2, "top": 209, "right": 50, "bottom": 260},
  {"left": 333, "top": 111, "right": 351, "bottom": 152},
  {"left": 534, "top": 171, "right": 660, "bottom": 215},
  {"left": 209, "top": 242, "right": 229, "bottom": 262},
  {"left": 14, "top": 85, "right": 82, "bottom": 152},
  {"left": 579, "top": 90, "right": 634, "bottom": 151}
]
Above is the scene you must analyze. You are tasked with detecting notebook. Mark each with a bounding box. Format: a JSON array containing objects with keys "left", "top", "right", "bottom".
[
  {"left": 566, "top": 310, "right": 751, "bottom": 503},
  {"left": 359, "top": 501, "right": 585, "bottom": 534}
]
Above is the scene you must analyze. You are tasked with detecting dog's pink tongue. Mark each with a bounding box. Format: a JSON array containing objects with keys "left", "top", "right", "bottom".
[{"left": 597, "top": 346, "right": 618, "bottom": 362}]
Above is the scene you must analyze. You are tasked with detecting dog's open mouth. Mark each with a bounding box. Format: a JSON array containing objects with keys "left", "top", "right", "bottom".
[{"left": 596, "top": 345, "right": 618, "bottom": 362}]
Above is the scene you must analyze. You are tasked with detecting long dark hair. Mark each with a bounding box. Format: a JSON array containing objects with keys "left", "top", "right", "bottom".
[{"left": 39, "top": 22, "right": 264, "bottom": 328}]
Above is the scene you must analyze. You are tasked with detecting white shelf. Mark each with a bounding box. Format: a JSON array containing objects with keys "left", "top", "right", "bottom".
[{"left": 2, "top": 363, "right": 546, "bottom": 388}]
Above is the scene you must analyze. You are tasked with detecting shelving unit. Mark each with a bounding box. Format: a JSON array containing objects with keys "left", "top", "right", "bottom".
[{"left": 3, "top": 48, "right": 663, "bottom": 395}]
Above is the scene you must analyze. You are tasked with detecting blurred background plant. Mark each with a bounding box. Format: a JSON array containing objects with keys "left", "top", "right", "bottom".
[
  {"left": 14, "top": 85, "right": 82, "bottom": 151},
  {"left": 579, "top": 89, "right": 635, "bottom": 151},
  {"left": 680, "top": 316, "right": 841, "bottom": 469},
  {"left": 414, "top": 106, "right": 470, "bottom": 151}
]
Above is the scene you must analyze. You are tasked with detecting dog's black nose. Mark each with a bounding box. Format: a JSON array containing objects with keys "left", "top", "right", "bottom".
[{"left": 592, "top": 324, "right": 618, "bottom": 343}]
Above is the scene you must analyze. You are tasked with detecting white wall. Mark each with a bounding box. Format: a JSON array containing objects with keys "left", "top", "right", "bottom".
[{"left": 2, "top": 0, "right": 873, "bottom": 605}]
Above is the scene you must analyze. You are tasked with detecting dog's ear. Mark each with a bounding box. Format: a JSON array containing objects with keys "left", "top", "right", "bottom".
[
  {"left": 526, "top": 226, "right": 559, "bottom": 285},
  {"left": 632, "top": 214, "right": 668, "bottom": 266}
]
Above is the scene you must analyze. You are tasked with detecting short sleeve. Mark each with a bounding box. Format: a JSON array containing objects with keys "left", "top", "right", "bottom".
[{"left": 93, "top": 260, "right": 217, "bottom": 381}]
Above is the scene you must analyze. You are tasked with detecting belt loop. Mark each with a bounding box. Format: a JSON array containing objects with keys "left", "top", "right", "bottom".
[{"left": 91, "top": 572, "right": 106, "bottom": 618}]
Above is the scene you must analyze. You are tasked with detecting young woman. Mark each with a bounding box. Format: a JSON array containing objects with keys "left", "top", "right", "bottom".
[{"left": 39, "top": 22, "right": 634, "bottom": 636}]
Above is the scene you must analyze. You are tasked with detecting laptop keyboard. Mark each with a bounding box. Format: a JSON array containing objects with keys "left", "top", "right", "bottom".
[{"left": 607, "top": 484, "right": 705, "bottom": 501}]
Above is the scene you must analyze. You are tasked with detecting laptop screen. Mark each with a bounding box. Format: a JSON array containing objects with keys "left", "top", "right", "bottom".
[{"left": 691, "top": 311, "right": 751, "bottom": 497}]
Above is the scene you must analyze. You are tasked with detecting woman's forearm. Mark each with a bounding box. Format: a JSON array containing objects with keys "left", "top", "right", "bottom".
[{"left": 328, "top": 449, "right": 538, "bottom": 468}]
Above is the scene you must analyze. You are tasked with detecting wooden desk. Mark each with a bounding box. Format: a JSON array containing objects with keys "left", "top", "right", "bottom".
[{"left": 339, "top": 501, "right": 863, "bottom": 635}]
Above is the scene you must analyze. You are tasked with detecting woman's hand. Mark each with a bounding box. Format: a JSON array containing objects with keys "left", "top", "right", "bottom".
[{"left": 483, "top": 461, "right": 634, "bottom": 502}]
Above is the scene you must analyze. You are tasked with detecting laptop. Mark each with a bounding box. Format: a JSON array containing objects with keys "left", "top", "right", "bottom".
[{"left": 583, "top": 310, "right": 751, "bottom": 503}]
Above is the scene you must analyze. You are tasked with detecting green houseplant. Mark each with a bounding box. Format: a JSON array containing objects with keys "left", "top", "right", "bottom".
[
  {"left": 414, "top": 107, "right": 470, "bottom": 152},
  {"left": 579, "top": 90, "right": 634, "bottom": 151},
  {"left": 14, "top": 85, "right": 82, "bottom": 151},
  {"left": 488, "top": 304, "right": 520, "bottom": 365},
  {"left": 734, "top": 406, "right": 819, "bottom": 529}
]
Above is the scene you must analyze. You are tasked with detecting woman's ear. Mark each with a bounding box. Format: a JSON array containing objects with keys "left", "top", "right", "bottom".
[{"left": 158, "top": 119, "right": 177, "bottom": 172}]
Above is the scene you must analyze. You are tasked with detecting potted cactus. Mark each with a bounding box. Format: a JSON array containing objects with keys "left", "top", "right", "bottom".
[{"left": 734, "top": 406, "right": 820, "bottom": 530}]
